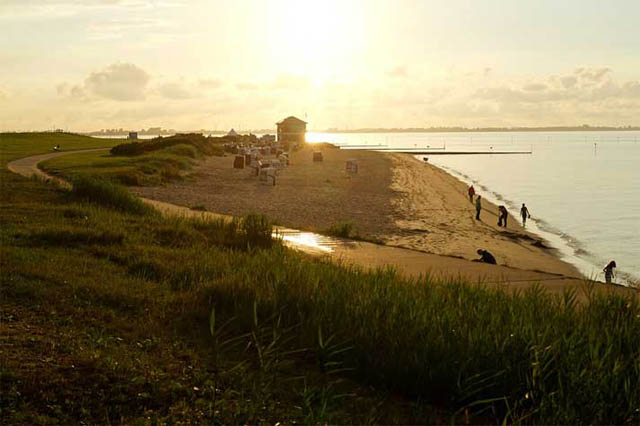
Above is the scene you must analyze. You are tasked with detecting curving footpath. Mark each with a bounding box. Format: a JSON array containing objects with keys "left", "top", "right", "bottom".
[{"left": 7, "top": 149, "right": 637, "bottom": 301}]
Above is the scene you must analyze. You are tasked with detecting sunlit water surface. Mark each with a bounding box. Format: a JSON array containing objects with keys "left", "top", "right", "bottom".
[{"left": 308, "top": 131, "right": 640, "bottom": 285}]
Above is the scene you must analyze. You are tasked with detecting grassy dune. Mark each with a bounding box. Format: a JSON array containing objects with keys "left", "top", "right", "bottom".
[
  {"left": 40, "top": 133, "right": 225, "bottom": 186},
  {"left": 2, "top": 133, "right": 640, "bottom": 424}
]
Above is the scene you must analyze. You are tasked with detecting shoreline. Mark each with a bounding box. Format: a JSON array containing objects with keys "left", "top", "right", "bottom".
[
  {"left": 427, "top": 160, "right": 609, "bottom": 282},
  {"left": 384, "top": 152, "right": 583, "bottom": 279}
]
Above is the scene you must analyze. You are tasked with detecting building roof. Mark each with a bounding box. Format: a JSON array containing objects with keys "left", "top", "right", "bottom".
[{"left": 276, "top": 116, "right": 307, "bottom": 125}]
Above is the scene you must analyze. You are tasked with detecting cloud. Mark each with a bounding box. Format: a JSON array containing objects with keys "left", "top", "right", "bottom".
[
  {"left": 386, "top": 66, "right": 408, "bottom": 78},
  {"left": 56, "top": 82, "right": 87, "bottom": 100},
  {"left": 199, "top": 78, "right": 222, "bottom": 89},
  {"left": 56, "top": 83, "right": 68, "bottom": 95},
  {"left": 157, "top": 81, "right": 194, "bottom": 99},
  {"left": 85, "top": 63, "right": 149, "bottom": 101},
  {"left": 236, "top": 82, "right": 260, "bottom": 90},
  {"left": 523, "top": 83, "right": 547, "bottom": 92},
  {"left": 560, "top": 75, "right": 578, "bottom": 89},
  {"left": 575, "top": 67, "right": 611, "bottom": 83},
  {"left": 271, "top": 73, "right": 309, "bottom": 90}
]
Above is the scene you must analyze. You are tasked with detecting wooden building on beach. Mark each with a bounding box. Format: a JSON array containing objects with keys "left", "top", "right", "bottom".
[{"left": 276, "top": 116, "right": 307, "bottom": 144}]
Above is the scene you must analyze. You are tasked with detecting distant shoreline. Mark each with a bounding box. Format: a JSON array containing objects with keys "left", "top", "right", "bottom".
[{"left": 318, "top": 126, "right": 640, "bottom": 134}]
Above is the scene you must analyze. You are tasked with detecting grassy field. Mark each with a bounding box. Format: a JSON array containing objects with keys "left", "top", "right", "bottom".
[
  {"left": 40, "top": 133, "right": 225, "bottom": 186},
  {"left": 2, "top": 133, "right": 640, "bottom": 424}
]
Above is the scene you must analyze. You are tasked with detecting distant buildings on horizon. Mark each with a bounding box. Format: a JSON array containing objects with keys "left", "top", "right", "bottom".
[{"left": 79, "top": 123, "right": 640, "bottom": 137}]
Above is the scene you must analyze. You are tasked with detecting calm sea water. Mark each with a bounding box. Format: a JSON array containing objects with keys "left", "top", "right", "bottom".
[{"left": 308, "top": 131, "right": 640, "bottom": 285}]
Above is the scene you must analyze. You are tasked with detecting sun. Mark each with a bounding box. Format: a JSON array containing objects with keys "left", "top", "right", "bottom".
[{"left": 266, "top": 0, "right": 364, "bottom": 84}]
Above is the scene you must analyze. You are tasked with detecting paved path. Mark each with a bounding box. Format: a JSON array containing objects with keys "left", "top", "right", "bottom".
[{"left": 8, "top": 149, "right": 637, "bottom": 301}]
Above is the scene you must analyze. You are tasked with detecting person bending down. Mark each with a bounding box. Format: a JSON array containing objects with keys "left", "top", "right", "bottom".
[
  {"left": 603, "top": 260, "right": 616, "bottom": 284},
  {"left": 473, "top": 249, "right": 497, "bottom": 265}
]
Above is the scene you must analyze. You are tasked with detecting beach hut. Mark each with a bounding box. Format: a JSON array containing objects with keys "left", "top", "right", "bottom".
[
  {"left": 259, "top": 167, "right": 277, "bottom": 186},
  {"left": 233, "top": 155, "right": 245, "bottom": 169},
  {"left": 227, "top": 128, "right": 239, "bottom": 137},
  {"left": 276, "top": 116, "right": 307, "bottom": 144},
  {"left": 346, "top": 159, "right": 358, "bottom": 173}
]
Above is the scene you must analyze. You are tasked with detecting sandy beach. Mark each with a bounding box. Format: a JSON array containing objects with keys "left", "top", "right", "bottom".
[{"left": 133, "top": 144, "right": 582, "bottom": 279}]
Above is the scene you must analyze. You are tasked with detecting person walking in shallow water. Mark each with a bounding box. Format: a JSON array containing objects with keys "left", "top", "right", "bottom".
[
  {"left": 468, "top": 185, "right": 475, "bottom": 203},
  {"left": 520, "top": 203, "right": 531, "bottom": 226},
  {"left": 475, "top": 195, "right": 482, "bottom": 220},
  {"left": 603, "top": 261, "right": 616, "bottom": 284}
]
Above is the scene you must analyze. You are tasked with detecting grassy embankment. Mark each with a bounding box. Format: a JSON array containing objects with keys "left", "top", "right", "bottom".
[
  {"left": 2, "top": 132, "right": 640, "bottom": 424},
  {"left": 40, "top": 133, "right": 225, "bottom": 186}
]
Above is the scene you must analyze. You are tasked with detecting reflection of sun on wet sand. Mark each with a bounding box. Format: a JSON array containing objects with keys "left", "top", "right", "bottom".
[{"left": 132, "top": 144, "right": 634, "bottom": 296}]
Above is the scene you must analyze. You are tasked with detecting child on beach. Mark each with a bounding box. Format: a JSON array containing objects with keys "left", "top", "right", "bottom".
[
  {"left": 468, "top": 185, "right": 475, "bottom": 202},
  {"left": 520, "top": 203, "right": 531, "bottom": 226},
  {"left": 603, "top": 261, "right": 616, "bottom": 284},
  {"left": 475, "top": 195, "right": 482, "bottom": 220}
]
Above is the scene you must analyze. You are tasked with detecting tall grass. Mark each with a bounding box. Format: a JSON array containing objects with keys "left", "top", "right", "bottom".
[
  {"left": 69, "top": 176, "right": 155, "bottom": 216},
  {"left": 185, "top": 250, "right": 640, "bottom": 424}
]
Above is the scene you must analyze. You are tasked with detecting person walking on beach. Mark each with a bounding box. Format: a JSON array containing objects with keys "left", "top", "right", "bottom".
[
  {"left": 473, "top": 249, "right": 497, "bottom": 264},
  {"left": 520, "top": 203, "right": 531, "bottom": 226},
  {"left": 468, "top": 185, "right": 475, "bottom": 203},
  {"left": 498, "top": 205, "right": 509, "bottom": 227},
  {"left": 603, "top": 260, "right": 616, "bottom": 284},
  {"left": 475, "top": 195, "right": 482, "bottom": 220}
]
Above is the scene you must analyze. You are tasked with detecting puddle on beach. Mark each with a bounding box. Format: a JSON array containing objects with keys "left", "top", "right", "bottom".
[{"left": 273, "top": 228, "right": 356, "bottom": 254}]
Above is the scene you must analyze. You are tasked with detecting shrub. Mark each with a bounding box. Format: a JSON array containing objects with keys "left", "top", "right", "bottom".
[
  {"left": 241, "top": 213, "right": 274, "bottom": 249},
  {"left": 110, "top": 133, "right": 225, "bottom": 157},
  {"left": 161, "top": 144, "right": 199, "bottom": 158},
  {"left": 69, "top": 176, "right": 155, "bottom": 216},
  {"left": 324, "top": 221, "right": 358, "bottom": 239}
]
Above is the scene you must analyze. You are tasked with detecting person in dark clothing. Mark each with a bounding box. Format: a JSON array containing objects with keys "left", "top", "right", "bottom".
[
  {"left": 468, "top": 185, "right": 475, "bottom": 203},
  {"left": 474, "top": 249, "right": 497, "bottom": 264},
  {"left": 520, "top": 203, "right": 531, "bottom": 226},
  {"left": 498, "top": 205, "right": 508, "bottom": 227},
  {"left": 603, "top": 260, "right": 616, "bottom": 284},
  {"left": 475, "top": 195, "right": 482, "bottom": 220}
]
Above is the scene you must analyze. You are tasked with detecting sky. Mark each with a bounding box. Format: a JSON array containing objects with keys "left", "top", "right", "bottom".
[{"left": 1, "top": 0, "right": 640, "bottom": 132}]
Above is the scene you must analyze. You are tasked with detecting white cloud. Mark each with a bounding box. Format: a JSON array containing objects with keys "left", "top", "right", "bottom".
[
  {"left": 157, "top": 81, "right": 194, "bottom": 100},
  {"left": 84, "top": 63, "right": 150, "bottom": 101},
  {"left": 198, "top": 79, "right": 222, "bottom": 89}
]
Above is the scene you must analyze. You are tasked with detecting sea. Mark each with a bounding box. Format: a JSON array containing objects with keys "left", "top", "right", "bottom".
[{"left": 307, "top": 131, "right": 640, "bottom": 286}]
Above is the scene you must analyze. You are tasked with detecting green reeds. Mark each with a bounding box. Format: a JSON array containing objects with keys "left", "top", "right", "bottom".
[{"left": 69, "top": 176, "right": 156, "bottom": 215}]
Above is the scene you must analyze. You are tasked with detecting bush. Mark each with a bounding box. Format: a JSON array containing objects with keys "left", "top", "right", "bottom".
[
  {"left": 69, "top": 176, "right": 155, "bottom": 216},
  {"left": 324, "top": 221, "right": 358, "bottom": 239},
  {"left": 160, "top": 144, "right": 199, "bottom": 158},
  {"left": 110, "top": 134, "right": 225, "bottom": 157}
]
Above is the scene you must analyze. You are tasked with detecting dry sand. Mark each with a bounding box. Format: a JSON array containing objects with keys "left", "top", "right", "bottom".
[
  {"left": 133, "top": 145, "right": 580, "bottom": 278},
  {"left": 133, "top": 144, "right": 399, "bottom": 241}
]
